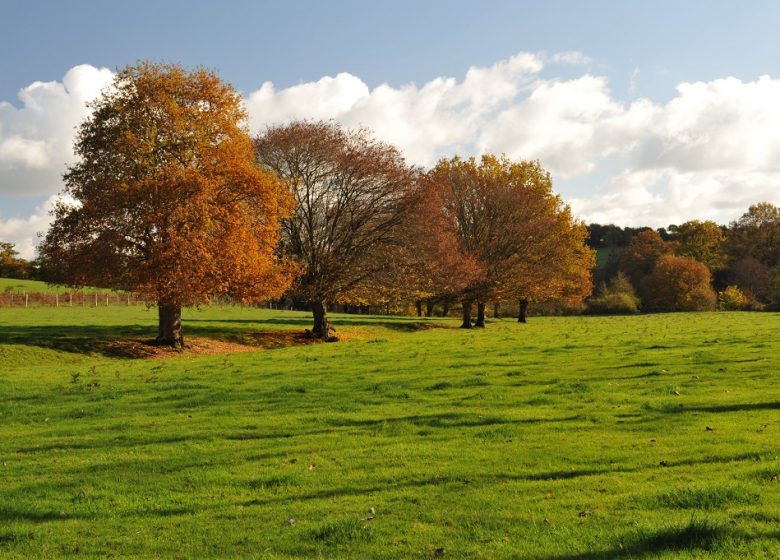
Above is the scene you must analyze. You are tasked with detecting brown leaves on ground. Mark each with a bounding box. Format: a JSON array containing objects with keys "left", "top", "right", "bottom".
[{"left": 104, "top": 331, "right": 317, "bottom": 359}]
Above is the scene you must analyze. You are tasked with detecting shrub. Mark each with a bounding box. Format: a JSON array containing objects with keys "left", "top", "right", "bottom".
[
  {"left": 642, "top": 255, "right": 716, "bottom": 312},
  {"left": 719, "top": 285, "right": 748, "bottom": 310},
  {"left": 586, "top": 272, "right": 640, "bottom": 314}
]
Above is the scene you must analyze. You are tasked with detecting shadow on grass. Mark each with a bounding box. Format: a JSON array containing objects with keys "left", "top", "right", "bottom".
[
  {"left": 244, "top": 465, "right": 641, "bottom": 507},
  {"left": 679, "top": 402, "right": 780, "bottom": 413},
  {"left": 186, "top": 315, "right": 448, "bottom": 331},
  {"left": 543, "top": 518, "right": 740, "bottom": 560},
  {"left": 0, "top": 323, "right": 311, "bottom": 358},
  {"left": 0, "top": 315, "right": 447, "bottom": 357},
  {"left": 322, "top": 412, "right": 588, "bottom": 431},
  {"left": 0, "top": 506, "right": 88, "bottom": 523}
]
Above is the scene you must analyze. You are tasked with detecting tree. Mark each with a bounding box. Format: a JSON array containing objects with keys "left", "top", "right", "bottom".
[
  {"left": 586, "top": 272, "right": 640, "bottom": 314},
  {"left": 254, "top": 121, "right": 416, "bottom": 338},
  {"left": 618, "top": 229, "right": 672, "bottom": 298},
  {"left": 719, "top": 285, "right": 748, "bottom": 311},
  {"left": 0, "top": 242, "right": 31, "bottom": 279},
  {"left": 730, "top": 256, "right": 771, "bottom": 301},
  {"left": 668, "top": 220, "right": 726, "bottom": 271},
  {"left": 642, "top": 255, "right": 717, "bottom": 312},
  {"left": 39, "top": 62, "right": 293, "bottom": 346},
  {"left": 506, "top": 212, "right": 594, "bottom": 322},
  {"left": 728, "top": 202, "right": 780, "bottom": 267},
  {"left": 419, "top": 155, "right": 592, "bottom": 328}
]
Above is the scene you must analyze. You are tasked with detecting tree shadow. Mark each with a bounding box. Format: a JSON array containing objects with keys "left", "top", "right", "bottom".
[
  {"left": 0, "top": 315, "right": 448, "bottom": 358},
  {"left": 0, "top": 505, "right": 90, "bottom": 523},
  {"left": 188, "top": 315, "right": 449, "bottom": 333},
  {"left": 543, "top": 519, "right": 741, "bottom": 560},
  {"left": 680, "top": 402, "right": 780, "bottom": 413}
]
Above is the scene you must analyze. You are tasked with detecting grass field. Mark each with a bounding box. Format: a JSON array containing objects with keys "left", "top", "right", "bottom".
[
  {"left": 0, "top": 278, "right": 65, "bottom": 295},
  {"left": 0, "top": 303, "right": 779, "bottom": 559}
]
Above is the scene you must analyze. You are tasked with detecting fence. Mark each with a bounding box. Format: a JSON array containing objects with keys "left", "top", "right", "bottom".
[
  {"left": 0, "top": 290, "right": 292, "bottom": 309},
  {"left": 0, "top": 289, "right": 139, "bottom": 308}
]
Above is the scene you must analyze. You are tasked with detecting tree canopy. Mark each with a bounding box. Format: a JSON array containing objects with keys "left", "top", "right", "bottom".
[
  {"left": 39, "top": 62, "right": 293, "bottom": 346},
  {"left": 254, "top": 120, "right": 417, "bottom": 338},
  {"left": 417, "top": 155, "right": 593, "bottom": 327}
]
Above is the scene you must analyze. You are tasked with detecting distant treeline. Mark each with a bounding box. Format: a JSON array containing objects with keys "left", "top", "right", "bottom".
[
  {"left": 586, "top": 203, "right": 780, "bottom": 313},
  {"left": 5, "top": 205, "right": 780, "bottom": 317}
]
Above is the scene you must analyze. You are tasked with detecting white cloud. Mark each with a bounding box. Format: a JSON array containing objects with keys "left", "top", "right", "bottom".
[
  {"left": 547, "top": 51, "right": 592, "bottom": 65},
  {"left": 6, "top": 54, "right": 780, "bottom": 257},
  {"left": 0, "top": 195, "right": 60, "bottom": 259},
  {"left": 0, "top": 64, "right": 113, "bottom": 192}
]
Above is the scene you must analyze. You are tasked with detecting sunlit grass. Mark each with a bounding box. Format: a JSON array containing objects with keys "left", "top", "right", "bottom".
[{"left": 0, "top": 304, "right": 779, "bottom": 558}]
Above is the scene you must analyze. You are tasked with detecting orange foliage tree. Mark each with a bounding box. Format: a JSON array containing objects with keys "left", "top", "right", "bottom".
[
  {"left": 39, "top": 62, "right": 294, "bottom": 346},
  {"left": 642, "top": 255, "right": 717, "bottom": 312},
  {"left": 254, "top": 121, "right": 417, "bottom": 338},
  {"left": 668, "top": 220, "right": 726, "bottom": 271},
  {"left": 618, "top": 229, "right": 673, "bottom": 298},
  {"left": 419, "top": 155, "right": 593, "bottom": 328}
]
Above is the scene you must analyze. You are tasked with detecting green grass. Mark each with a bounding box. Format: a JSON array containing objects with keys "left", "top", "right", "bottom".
[
  {"left": 0, "top": 305, "right": 779, "bottom": 558},
  {"left": 0, "top": 278, "right": 69, "bottom": 294}
]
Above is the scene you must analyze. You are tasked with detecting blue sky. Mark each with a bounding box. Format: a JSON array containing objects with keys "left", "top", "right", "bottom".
[
  {"left": 4, "top": 0, "right": 780, "bottom": 256},
  {"left": 4, "top": 0, "right": 779, "bottom": 102}
]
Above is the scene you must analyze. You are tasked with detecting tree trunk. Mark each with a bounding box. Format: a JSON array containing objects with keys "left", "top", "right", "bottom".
[
  {"left": 311, "top": 300, "right": 333, "bottom": 339},
  {"left": 415, "top": 300, "right": 423, "bottom": 317},
  {"left": 475, "top": 302, "right": 486, "bottom": 328},
  {"left": 157, "top": 303, "right": 183, "bottom": 347},
  {"left": 460, "top": 300, "right": 473, "bottom": 329},
  {"left": 518, "top": 299, "right": 529, "bottom": 323},
  {"left": 493, "top": 303, "right": 500, "bottom": 319},
  {"left": 441, "top": 300, "right": 450, "bottom": 317},
  {"left": 425, "top": 299, "right": 434, "bottom": 317}
]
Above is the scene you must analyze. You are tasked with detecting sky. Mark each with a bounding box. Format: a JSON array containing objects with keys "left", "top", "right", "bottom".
[{"left": 4, "top": 0, "right": 780, "bottom": 257}]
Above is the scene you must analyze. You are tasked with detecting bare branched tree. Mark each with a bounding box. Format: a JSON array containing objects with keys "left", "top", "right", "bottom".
[{"left": 254, "top": 121, "right": 416, "bottom": 338}]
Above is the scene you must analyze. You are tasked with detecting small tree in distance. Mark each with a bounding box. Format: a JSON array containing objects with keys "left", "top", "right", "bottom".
[
  {"left": 642, "top": 255, "right": 717, "bottom": 312},
  {"left": 586, "top": 272, "right": 640, "bottom": 314},
  {"left": 39, "top": 62, "right": 294, "bottom": 347},
  {"left": 0, "top": 242, "right": 32, "bottom": 279}
]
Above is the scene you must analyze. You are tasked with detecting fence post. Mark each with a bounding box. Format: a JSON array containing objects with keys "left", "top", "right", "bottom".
[
  {"left": 94, "top": 293, "right": 98, "bottom": 307},
  {"left": 25, "top": 293, "right": 28, "bottom": 308},
  {"left": 56, "top": 293, "right": 59, "bottom": 307},
  {"left": 69, "top": 292, "right": 73, "bottom": 306}
]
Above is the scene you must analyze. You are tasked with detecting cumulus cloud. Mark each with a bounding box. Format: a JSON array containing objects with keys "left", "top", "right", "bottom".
[
  {"left": 0, "top": 195, "right": 61, "bottom": 259},
  {"left": 5, "top": 53, "right": 780, "bottom": 257},
  {"left": 0, "top": 64, "right": 113, "bottom": 193}
]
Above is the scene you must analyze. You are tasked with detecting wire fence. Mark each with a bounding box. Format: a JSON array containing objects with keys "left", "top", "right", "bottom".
[
  {"left": 0, "top": 289, "right": 297, "bottom": 309},
  {"left": 0, "top": 289, "right": 142, "bottom": 308}
]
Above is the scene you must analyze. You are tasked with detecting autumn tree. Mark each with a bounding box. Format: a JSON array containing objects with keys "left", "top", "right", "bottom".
[
  {"left": 642, "top": 255, "right": 717, "bottom": 312},
  {"left": 39, "top": 62, "right": 293, "bottom": 346},
  {"left": 668, "top": 220, "right": 726, "bottom": 271},
  {"left": 0, "top": 242, "right": 31, "bottom": 279},
  {"left": 730, "top": 256, "right": 771, "bottom": 301},
  {"left": 401, "top": 168, "right": 484, "bottom": 317},
  {"left": 618, "top": 229, "right": 673, "bottom": 298},
  {"left": 254, "top": 121, "right": 416, "bottom": 338},
  {"left": 728, "top": 202, "right": 780, "bottom": 267},
  {"left": 419, "top": 155, "right": 592, "bottom": 328},
  {"left": 505, "top": 210, "right": 594, "bottom": 323}
]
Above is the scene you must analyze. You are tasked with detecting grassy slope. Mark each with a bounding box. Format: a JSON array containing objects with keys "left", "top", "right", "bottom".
[
  {"left": 0, "top": 307, "right": 778, "bottom": 559},
  {"left": 0, "top": 278, "right": 59, "bottom": 294},
  {"left": 0, "top": 278, "right": 120, "bottom": 295}
]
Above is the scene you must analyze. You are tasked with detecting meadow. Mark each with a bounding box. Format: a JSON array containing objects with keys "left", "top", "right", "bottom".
[{"left": 0, "top": 301, "right": 779, "bottom": 558}]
